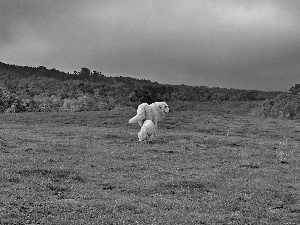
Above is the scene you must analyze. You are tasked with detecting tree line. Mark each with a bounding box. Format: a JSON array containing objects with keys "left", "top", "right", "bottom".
[{"left": 0, "top": 62, "right": 282, "bottom": 113}]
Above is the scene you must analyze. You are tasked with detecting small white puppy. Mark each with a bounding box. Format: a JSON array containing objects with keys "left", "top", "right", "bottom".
[{"left": 138, "top": 120, "right": 156, "bottom": 143}]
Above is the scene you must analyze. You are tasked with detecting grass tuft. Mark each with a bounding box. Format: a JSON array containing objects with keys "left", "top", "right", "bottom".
[{"left": 16, "top": 168, "right": 85, "bottom": 183}]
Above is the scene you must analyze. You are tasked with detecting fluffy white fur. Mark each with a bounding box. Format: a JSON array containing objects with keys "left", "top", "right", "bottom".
[
  {"left": 129, "top": 102, "right": 170, "bottom": 127},
  {"left": 138, "top": 120, "right": 156, "bottom": 143}
]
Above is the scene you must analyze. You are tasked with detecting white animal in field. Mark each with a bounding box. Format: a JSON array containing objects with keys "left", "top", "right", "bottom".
[
  {"left": 138, "top": 120, "right": 156, "bottom": 143},
  {"left": 129, "top": 102, "right": 170, "bottom": 127}
]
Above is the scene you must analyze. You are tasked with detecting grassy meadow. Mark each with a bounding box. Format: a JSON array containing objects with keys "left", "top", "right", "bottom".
[{"left": 0, "top": 104, "right": 300, "bottom": 224}]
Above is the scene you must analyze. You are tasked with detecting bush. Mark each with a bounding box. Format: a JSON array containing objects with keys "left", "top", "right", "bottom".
[
  {"left": 255, "top": 92, "right": 300, "bottom": 119},
  {"left": 0, "top": 87, "right": 17, "bottom": 112},
  {"left": 59, "top": 95, "right": 111, "bottom": 112},
  {"left": 33, "top": 95, "right": 63, "bottom": 112}
]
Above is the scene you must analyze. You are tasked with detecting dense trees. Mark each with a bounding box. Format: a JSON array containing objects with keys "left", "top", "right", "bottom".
[
  {"left": 257, "top": 84, "right": 300, "bottom": 119},
  {"left": 0, "top": 62, "right": 282, "bottom": 113}
]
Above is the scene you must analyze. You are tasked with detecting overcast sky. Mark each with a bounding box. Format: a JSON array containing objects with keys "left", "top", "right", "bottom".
[{"left": 1, "top": 0, "right": 300, "bottom": 91}]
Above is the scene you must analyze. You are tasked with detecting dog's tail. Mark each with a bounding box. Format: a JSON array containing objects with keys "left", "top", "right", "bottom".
[{"left": 129, "top": 113, "right": 145, "bottom": 124}]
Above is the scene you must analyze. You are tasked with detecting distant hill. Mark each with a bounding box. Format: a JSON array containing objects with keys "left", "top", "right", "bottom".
[{"left": 0, "top": 62, "right": 282, "bottom": 113}]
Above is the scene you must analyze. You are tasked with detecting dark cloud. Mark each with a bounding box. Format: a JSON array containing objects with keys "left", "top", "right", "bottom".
[{"left": 0, "top": 0, "right": 300, "bottom": 91}]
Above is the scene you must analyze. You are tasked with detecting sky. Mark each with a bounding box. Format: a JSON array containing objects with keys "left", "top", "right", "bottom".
[{"left": 1, "top": 0, "right": 300, "bottom": 91}]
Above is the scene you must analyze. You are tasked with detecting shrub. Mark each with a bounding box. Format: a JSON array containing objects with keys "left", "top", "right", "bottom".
[
  {"left": 33, "top": 94, "right": 63, "bottom": 112},
  {"left": 0, "top": 86, "right": 17, "bottom": 112},
  {"left": 255, "top": 91, "right": 300, "bottom": 119},
  {"left": 59, "top": 95, "right": 110, "bottom": 112}
]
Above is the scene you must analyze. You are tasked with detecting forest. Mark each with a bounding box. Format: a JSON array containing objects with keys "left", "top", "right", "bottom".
[{"left": 0, "top": 62, "right": 284, "bottom": 113}]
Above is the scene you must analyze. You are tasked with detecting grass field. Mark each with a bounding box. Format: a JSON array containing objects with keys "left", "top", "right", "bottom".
[{"left": 0, "top": 106, "right": 300, "bottom": 224}]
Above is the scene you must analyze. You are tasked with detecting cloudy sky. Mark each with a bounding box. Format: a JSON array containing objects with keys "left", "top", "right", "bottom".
[{"left": 1, "top": 0, "right": 300, "bottom": 91}]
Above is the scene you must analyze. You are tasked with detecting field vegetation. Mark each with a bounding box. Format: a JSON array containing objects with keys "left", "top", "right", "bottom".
[{"left": 1, "top": 104, "right": 299, "bottom": 224}]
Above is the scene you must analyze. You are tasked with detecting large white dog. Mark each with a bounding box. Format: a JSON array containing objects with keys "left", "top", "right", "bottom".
[
  {"left": 138, "top": 120, "right": 156, "bottom": 143},
  {"left": 129, "top": 102, "right": 170, "bottom": 127}
]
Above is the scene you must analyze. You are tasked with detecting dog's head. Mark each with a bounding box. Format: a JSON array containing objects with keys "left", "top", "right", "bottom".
[
  {"left": 156, "top": 102, "right": 170, "bottom": 113},
  {"left": 138, "top": 130, "right": 146, "bottom": 142}
]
